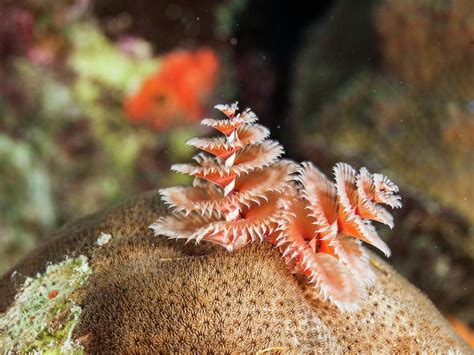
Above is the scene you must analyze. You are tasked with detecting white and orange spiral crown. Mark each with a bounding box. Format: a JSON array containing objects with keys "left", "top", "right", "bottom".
[
  {"left": 151, "top": 102, "right": 298, "bottom": 251},
  {"left": 273, "top": 162, "right": 401, "bottom": 312},
  {"left": 150, "top": 102, "right": 402, "bottom": 312}
]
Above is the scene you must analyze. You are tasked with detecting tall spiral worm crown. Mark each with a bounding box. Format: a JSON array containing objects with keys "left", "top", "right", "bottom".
[
  {"left": 151, "top": 102, "right": 298, "bottom": 251},
  {"left": 150, "top": 102, "right": 401, "bottom": 312}
]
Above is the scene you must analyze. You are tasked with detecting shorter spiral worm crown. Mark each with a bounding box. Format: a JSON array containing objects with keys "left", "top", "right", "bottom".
[{"left": 150, "top": 102, "right": 401, "bottom": 312}]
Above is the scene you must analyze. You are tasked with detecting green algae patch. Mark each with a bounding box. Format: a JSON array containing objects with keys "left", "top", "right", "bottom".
[{"left": 0, "top": 256, "right": 92, "bottom": 353}]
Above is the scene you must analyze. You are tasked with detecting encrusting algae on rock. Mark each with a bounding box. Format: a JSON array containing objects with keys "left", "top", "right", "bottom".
[
  {"left": 0, "top": 256, "right": 92, "bottom": 353},
  {"left": 151, "top": 102, "right": 402, "bottom": 312}
]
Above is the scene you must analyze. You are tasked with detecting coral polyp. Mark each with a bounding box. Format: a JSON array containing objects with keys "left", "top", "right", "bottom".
[{"left": 150, "top": 102, "right": 401, "bottom": 311}]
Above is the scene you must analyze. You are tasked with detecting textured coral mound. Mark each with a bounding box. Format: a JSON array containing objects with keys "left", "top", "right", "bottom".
[{"left": 0, "top": 192, "right": 468, "bottom": 352}]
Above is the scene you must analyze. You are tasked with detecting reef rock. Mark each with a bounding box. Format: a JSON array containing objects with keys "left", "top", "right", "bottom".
[
  {"left": 0, "top": 191, "right": 468, "bottom": 352},
  {"left": 292, "top": 0, "right": 474, "bottom": 222}
]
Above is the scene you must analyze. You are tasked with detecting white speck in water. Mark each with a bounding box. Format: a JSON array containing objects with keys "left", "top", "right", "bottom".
[
  {"left": 434, "top": 256, "right": 449, "bottom": 277},
  {"left": 230, "top": 37, "right": 237, "bottom": 46}
]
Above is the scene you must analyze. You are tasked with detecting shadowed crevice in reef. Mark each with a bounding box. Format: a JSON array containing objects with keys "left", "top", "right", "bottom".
[{"left": 230, "top": 0, "right": 333, "bottom": 150}]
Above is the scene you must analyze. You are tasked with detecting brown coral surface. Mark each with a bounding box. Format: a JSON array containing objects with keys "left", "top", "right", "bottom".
[{"left": 0, "top": 192, "right": 469, "bottom": 352}]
